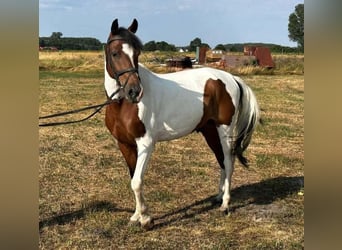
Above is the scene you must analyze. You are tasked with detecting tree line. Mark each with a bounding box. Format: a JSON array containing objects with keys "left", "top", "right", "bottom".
[
  {"left": 220, "top": 43, "right": 300, "bottom": 54},
  {"left": 39, "top": 32, "right": 103, "bottom": 50},
  {"left": 143, "top": 38, "right": 300, "bottom": 53},
  {"left": 39, "top": 34, "right": 299, "bottom": 54}
]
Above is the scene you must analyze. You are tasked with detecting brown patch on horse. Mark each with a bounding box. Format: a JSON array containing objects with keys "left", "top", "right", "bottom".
[
  {"left": 196, "top": 78, "right": 236, "bottom": 169},
  {"left": 199, "top": 120, "right": 225, "bottom": 169},
  {"left": 118, "top": 142, "right": 138, "bottom": 178},
  {"left": 105, "top": 100, "right": 146, "bottom": 177},
  {"left": 196, "top": 78, "right": 235, "bottom": 129}
]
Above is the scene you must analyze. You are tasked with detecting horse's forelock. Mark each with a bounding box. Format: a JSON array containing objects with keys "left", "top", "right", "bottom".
[{"left": 115, "top": 27, "right": 143, "bottom": 51}]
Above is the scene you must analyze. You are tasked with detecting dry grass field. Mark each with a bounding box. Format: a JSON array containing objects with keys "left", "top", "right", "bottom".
[{"left": 39, "top": 51, "right": 304, "bottom": 249}]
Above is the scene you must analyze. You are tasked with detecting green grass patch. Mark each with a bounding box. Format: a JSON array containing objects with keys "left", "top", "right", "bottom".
[
  {"left": 40, "top": 71, "right": 103, "bottom": 79},
  {"left": 256, "top": 154, "right": 302, "bottom": 168}
]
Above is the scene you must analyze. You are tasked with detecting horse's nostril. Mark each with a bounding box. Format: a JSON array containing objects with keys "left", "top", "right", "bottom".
[
  {"left": 129, "top": 86, "right": 140, "bottom": 97},
  {"left": 128, "top": 88, "right": 138, "bottom": 101},
  {"left": 126, "top": 85, "right": 142, "bottom": 102},
  {"left": 128, "top": 88, "right": 135, "bottom": 97}
]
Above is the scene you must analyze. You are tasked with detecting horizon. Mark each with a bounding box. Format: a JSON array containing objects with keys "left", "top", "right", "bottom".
[{"left": 39, "top": 33, "right": 298, "bottom": 49}]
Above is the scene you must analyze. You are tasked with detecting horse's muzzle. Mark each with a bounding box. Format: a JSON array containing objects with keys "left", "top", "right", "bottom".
[{"left": 126, "top": 84, "right": 143, "bottom": 103}]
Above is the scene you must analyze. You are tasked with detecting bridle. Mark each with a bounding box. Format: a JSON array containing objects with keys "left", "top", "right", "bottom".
[
  {"left": 38, "top": 37, "right": 142, "bottom": 127},
  {"left": 105, "top": 36, "right": 140, "bottom": 95}
]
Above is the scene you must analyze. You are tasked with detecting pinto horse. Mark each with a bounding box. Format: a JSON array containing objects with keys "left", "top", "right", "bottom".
[{"left": 104, "top": 19, "right": 260, "bottom": 229}]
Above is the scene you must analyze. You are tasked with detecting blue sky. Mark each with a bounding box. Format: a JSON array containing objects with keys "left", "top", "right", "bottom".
[{"left": 39, "top": 0, "right": 303, "bottom": 47}]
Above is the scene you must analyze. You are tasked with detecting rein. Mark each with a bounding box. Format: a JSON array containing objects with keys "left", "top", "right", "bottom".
[
  {"left": 39, "top": 35, "right": 140, "bottom": 127},
  {"left": 38, "top": 88, "right": 120, "bottom": 127}
]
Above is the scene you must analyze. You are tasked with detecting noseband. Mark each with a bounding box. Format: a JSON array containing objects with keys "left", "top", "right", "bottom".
[{"left": 106, "top": 36, "right": 140, "bottom": 91}]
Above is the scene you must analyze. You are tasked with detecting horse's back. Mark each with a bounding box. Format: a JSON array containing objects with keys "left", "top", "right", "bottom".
[{"left": 157, "top": 67, "right": 240, "bottom": 104}]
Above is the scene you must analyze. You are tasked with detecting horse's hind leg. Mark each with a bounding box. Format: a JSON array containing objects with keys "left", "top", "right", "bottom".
[
  {"left": 217, "top": 124, "right": 235, "bottom": 214},
  {"left": 199, "top": 121, "right": 226, "bottom": 203}
]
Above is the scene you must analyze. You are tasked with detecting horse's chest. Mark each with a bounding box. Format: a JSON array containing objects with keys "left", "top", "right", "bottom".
[{"left": 105, "top": 103, "right": 146, "bottom": 144}]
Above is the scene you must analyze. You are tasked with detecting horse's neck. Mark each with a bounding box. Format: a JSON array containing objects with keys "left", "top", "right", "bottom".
[
  {"left": 138, "top": 64, "right": 159, "bottom": 87},
  {"left": 138, "top": 63, "right": 154, "bottom": 79},
  {"left": 138, "top": 63, "right": 172, "bottom": 86}
]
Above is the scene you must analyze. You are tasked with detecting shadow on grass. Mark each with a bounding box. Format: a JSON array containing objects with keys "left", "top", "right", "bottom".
[
  {"left": 39, "top": 200, "right": 133, "bottom": 232},
  {"left": 39, "top": 176, "right": 303, "bottom": 231},
  {"left": 230, "top": 175, "right": 303, "bottom": 210},
  {"left": 153, "top": 175, "right": 304, "bottom": 229}
]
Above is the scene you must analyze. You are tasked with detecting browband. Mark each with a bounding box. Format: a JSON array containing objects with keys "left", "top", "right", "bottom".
[{"left": 107, "top": 36, "right": 125, "bottom": 45}]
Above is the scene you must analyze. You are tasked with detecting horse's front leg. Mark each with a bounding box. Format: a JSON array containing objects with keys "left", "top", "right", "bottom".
[{"left": 129, "top": 136, "right": 154, "bottom": 229}]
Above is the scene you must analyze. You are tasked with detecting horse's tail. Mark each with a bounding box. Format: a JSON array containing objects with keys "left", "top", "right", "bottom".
[{"left": 232, "top": 76, "right": 260, "bottom": 167}]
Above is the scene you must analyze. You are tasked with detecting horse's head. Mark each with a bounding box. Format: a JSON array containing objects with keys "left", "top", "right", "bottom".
[{"left": 105, "top": 19, "right": 143, "bottom": 103}]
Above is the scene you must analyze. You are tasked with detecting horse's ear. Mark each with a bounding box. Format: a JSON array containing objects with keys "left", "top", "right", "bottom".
[
  {"left": 111, "top": 19, "right": 119, "bottom": 35},
  {"left": 128, "top": 19, "right": 138, "bottom": 33}
]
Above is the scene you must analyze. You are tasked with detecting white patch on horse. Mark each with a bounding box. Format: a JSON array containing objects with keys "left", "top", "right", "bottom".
[
  {"left": 122, "top": 43, "right": 135, "bottom": 66},
  {"left": 104, "top": 60, "right": 122, "bottom": 100},
  {"left": 137, "top": 64, "right": 205, "bottom": 141}
]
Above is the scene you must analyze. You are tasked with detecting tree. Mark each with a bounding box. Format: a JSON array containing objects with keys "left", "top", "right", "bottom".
[
  {"left": 189, "top": 37, "right": 202, "bottom": 52},
  {"left": 39, "top": 39, "right": 45, "bottom": 47},
  {"left": 50, "top": 32, "right": 63, "bottom": 39},
  {"left": 229, "top": 46, "right": 238, "bottom": 52},
  {"left": 156, "top": 41, "right": 169, "bottom": 51},
  {"left": 201, "top": 43, "right": 211, "bottom": 50},
  {"left": 48, "top": 32, "right": 63, "bottom": 49},
  {"left": 214, "top": 44, "right": 226, "bottom": 51},
  {"left": 143, "top": 40, "right": 157, "bottom": 51},
  {"left": 288, "top": 3, "right": 304, "bottom": 52},
  {"left": 143, "top": 40, "right": 176, "bottom": 51}
]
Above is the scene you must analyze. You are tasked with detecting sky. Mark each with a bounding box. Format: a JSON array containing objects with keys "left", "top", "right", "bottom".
[{"left": 39, "top": 0, "right": 303, "bottom": 48}]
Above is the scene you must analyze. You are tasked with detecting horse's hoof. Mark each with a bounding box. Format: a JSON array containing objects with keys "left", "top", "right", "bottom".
[
  {"left": 141, "top": 218, "right": 154, "bottom": 230},
  {"left": 128, "top": 219, "right": 140, "bottom": 227},
  {"left": 219, "top": 206, "right": 230, "bottom": 215}
]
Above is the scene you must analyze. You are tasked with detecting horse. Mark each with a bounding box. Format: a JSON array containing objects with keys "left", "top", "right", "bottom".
[{"left": 104, "top": 18, "right": 260, "bottom": 229}]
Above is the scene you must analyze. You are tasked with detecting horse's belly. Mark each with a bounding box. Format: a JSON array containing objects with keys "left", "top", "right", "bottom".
[
  {"left": 156, "top": 122, "right": 197, "bottom": 141},
  {"left": 153, "top": 107, "right": 202, "bottom": 141}
]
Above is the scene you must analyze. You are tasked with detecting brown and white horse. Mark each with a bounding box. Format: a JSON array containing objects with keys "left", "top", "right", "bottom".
[{"left": 104, "top": 19, "right": 260, "bottom": 229}]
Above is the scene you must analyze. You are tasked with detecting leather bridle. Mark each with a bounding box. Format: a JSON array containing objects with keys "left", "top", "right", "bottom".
[{"left": 105, "top": 36, "right": 140, "bottom": 91}]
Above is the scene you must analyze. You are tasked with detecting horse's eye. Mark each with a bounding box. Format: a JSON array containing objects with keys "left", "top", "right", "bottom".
[{"left": 112, "top": 51, "right": 119, "bottom": 57}]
